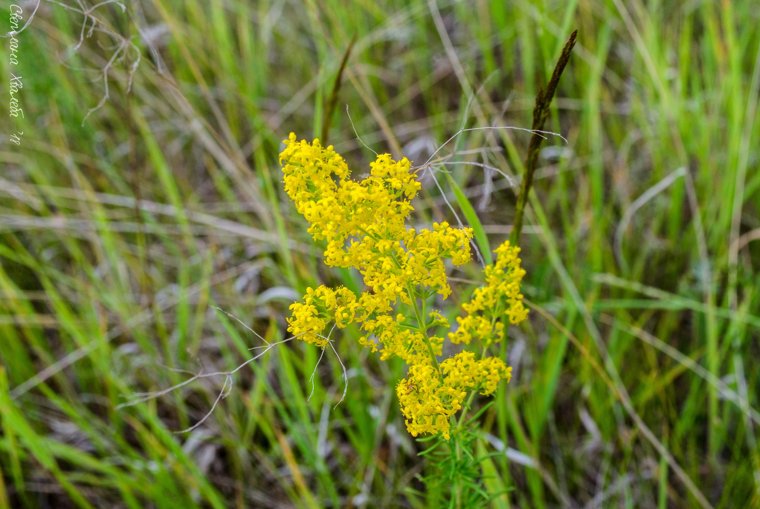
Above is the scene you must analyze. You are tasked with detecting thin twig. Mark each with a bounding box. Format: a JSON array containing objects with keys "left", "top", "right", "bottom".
[
  {"left": 415, "top": 125, "right": 565, "bottom": 173},
  {"left": 174, "top": 375, "right": 233, "bottom": 434},
  {"left": 116, "top": 336, "right": 297, "bottom": 410},
  {"left": 213, "top": 306, "right": 270, "bottom": 346},
  {"left": 308, "top": 324, "right": 336, "bottom": 401},
  {"left": 308, "top": 348, "right": 327, "bottom": 401},
  {"left": 347, "top": 105, "right": 378, "bottom": 156},
  {"left": 328, "top": 340, "right": 349, "bottom": 408}
]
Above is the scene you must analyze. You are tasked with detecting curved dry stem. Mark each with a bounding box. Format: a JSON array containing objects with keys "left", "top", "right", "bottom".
[
  {"left": 416, "top": 125, "right": 567, "bottom": 173},
  {"left": 174, "top": 375, "right": 232, "bottom": 435},
  {"left": 420, "top": 164, "right": 486, "bottom": 269},
  {"left": 116, "top": 335, "right": 297, "bottom": 410},
  {"left": 307, "top": 324, "right": 336, "bottom": 402},
  {"left": 328, "top": 341, "right": 349, "bottom": 409}
]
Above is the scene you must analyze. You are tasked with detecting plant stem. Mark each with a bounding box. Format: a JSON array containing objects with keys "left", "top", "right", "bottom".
[
  {"left": 320, "top": 35, "right": 356, "bottom": 145},
  {"left": 510, "top": 30, "right": 577, "bottom": 244},
  {"left": 407, "top": 286, "right": 443, "bottom": 378}
]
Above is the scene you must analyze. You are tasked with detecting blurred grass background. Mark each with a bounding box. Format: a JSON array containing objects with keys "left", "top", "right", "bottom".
[{"left": 1, "top": 0, "right": 759, "bottom": 507}]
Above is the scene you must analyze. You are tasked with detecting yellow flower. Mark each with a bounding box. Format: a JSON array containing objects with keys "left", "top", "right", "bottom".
[
  {"left": 286, "top": 285, "right": 358, "bottom": 347},
  {"left": 282, "top": 133, "right": 474, "bottom": 353},
  {"left": 449, "top": 240, "right": 528, "bottom": 346},
  {"left": 281, "top": 134, "right": 525, "bottom": 440},
  {"left": 397, "top": 362, "right": 465, "bottom": 439},
  {"left": 396, "top": 352, "right": 511, "bottom": 439}
]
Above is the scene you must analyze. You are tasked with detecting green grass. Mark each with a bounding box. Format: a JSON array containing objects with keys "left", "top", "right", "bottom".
[{"left": 1, "top": 0, "right": 759, "bottom": 507}]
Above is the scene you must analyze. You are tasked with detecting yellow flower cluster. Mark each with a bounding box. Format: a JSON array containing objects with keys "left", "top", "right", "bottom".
[
  {"left": 448, "top": 241, "right": 528, "bottom": 346},
  {"left": 396, "top": 352, "right": 512, "bottom": 439},
  {"left": 280, "top": 133, "right": 471, "bottom": 322},
  {"left": 286, "top": 286, "right": 358, "bottom": 347},
  {"left": 281, "top": 133, "right": 527, "bottom": 439},
  {"left": 281, "top": 133, "right": 420, "bottom": 268}
]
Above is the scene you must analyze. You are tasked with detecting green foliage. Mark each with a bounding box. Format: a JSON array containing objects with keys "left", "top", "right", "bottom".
[
  {"left": 1, "top": 0, "right": 759, "bottom": 507},
  {"left": 417, "top": 431, "right": 489, "bottom": 509}
]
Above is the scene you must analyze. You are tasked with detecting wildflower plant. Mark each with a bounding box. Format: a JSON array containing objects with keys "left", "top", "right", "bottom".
[
  {"left": 114, "top": 31, "right": 576, "bottom": 507},
  {"left": 281, "top": 133, "right": 528, "bottom": 500}
]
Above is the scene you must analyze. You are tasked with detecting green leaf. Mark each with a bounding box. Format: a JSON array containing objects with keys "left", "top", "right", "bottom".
[{"left": 445, "top": 173, "right": 493, "bottom": 265}]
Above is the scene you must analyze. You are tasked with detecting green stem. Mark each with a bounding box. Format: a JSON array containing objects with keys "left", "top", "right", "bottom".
[
  {"left": 407, "top": 285, "right": 443, "bottom": 378},
  {"left": 453, "top": 345, "right": 488, "bottom": 433}
]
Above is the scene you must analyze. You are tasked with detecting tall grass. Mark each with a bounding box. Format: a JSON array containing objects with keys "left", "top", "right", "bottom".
[{"left": 1, "top": 0, "right": 758, "bottom": 507}]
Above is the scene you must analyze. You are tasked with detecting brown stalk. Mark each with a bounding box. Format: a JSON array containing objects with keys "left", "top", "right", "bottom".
[
  {"left": 510, "top": 30, "right": 577, "bottom": 244},
  {"left": 321, "top": 35, "right": 357, "bottom": 145}
]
